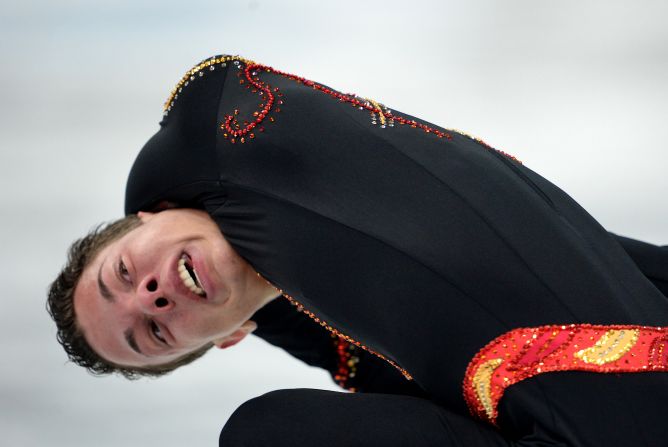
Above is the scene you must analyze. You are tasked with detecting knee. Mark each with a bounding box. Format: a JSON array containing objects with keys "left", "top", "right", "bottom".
[{"left": 219, "top": 389, "right": 306, "bottom": 447}]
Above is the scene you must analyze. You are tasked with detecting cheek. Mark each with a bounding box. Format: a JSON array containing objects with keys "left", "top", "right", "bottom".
[
  {"left": 171, "top": 303, "right": 246, "bottom": 345},
  {"left": 219, "top": 251, "right": 251, "bottom": 285},
  {"left": 74, "top": 281, "right": 114, "bottom": 344},
  {"left": 79, "top": 307, "right": 126, "bottom": 363},
  {"left": 170, "top": 308, "right": 221, "bottom": 340}
]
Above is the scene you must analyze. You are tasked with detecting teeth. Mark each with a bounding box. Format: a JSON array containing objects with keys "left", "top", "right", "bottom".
[{"left": 178, "top": 257, "right": 206, "bottom": 296}]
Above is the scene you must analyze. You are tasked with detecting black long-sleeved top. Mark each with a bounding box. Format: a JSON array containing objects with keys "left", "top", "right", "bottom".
[{"left": 126, "top": 55, "right": 668, "bottom": 445}]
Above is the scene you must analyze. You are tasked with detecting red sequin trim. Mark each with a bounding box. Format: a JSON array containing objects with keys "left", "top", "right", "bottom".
[
  {"left": 332, "top": 337, "right": 359, "bottom": 392},
  {"left": 218, "top": 57, "right": 521, "bottom": 163},
  {"left": 221, "top": 64, "right": 279, "bottom": 144},
  {"left": 463, "top": 324, "right": 668, "bottom": 425},
  {"left": 280, "top": 293, "right": 413, "bottom": 381}
]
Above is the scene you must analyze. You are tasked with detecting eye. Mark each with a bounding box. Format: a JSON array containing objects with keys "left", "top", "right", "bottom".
[
  {"left": 150, "top": 320, "right": 168, "bottom": 345},
  {"left": 118, "top": 259, "right": 131, "bottom": 283}
]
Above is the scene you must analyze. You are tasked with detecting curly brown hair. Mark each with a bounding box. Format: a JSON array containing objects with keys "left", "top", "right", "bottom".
[{"left": 47, "top": 214, "right": 212, "bottom": 379}]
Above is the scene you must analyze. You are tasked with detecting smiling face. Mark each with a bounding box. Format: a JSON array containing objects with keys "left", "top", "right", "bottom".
[{"left": 73, "top": 209, "right": 281, "bottom": 368}]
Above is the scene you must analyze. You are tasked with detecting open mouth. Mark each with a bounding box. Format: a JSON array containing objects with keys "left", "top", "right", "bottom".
[{"left": 178, "top": 254, "right": 206, "bottom": 297}]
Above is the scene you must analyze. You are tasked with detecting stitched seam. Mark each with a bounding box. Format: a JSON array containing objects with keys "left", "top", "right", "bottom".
[
  {"left": 486, "top": 148, "right": 556, "bottom": 209},
  {"left": 339, "top": 111, "right": 579, "bottom": 322}
]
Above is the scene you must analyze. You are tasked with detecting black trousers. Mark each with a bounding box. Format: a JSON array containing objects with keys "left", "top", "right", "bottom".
[
  {"left": 220, "top": 389, "right": 516, "bottom": 447},
  {"left": 220, "top": 379, "right": 668, "bottom": 447}
]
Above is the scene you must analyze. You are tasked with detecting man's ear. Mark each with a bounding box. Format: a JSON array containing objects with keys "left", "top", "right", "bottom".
[
  {"left": 213, "top": 320, "right": 257, "bottom": 350},
  {"left": 137, "top": 211, "right": 155, "bottom": 222}
]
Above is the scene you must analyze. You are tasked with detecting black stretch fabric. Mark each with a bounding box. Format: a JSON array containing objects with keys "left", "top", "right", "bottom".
[{"left": 126, "top": 56, "right": 668, "bottom": 446}]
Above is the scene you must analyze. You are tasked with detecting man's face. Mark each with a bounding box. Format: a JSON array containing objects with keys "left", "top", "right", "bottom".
[{"left": 74, "top": 209, "right": 279, "bottom": 368}]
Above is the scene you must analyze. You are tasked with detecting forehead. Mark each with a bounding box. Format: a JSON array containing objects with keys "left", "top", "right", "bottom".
[
  {"left": 72, "top": 243, "right": 130, "bottom": 361},
  {"left": 73, "top": 242, "right": 161, "bottom": 368}
]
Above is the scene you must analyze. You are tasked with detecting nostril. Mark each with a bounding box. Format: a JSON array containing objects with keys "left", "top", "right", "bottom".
[
  {"left": 155, "top": 297, "right": 169, "bottom": 308},
  {"left": 147, "top": 279, "right": 158, "bottom": 292}
]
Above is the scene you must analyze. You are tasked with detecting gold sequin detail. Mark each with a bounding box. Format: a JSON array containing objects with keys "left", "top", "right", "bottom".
[
  {"left": 464, "top": 324, "right": 667, "bottom": 425},
  {"left": 574, "top": 329, "right": 640, "bottom": 365},
  {"left": 366, "top": 98, "right": 387, "bottom": 126},
  {"left": 471, "top": 358, "right": 504, "bottom": 421},
  {"left": 163, "top": 55, "right": 256, "bottom": 112}
]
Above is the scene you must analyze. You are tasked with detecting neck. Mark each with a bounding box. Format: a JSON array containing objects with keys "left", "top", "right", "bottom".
[{"left": 251, "top": 271, "right": 282, "bottom": 310}]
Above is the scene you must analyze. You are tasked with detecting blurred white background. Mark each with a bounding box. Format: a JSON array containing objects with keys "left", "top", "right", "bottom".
[{"left": 1, "top": 0, "right": 666, "bottom": 445}]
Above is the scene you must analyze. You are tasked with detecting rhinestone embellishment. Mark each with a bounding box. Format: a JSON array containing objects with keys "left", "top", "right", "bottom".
[
  {"left": 464, "top": 324, "right": 668, "bottom": 425},
  {"left": 163, "top": 54, "right": 522, "bottom": 163}
]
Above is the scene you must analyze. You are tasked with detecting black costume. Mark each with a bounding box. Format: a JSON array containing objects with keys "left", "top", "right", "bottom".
[{"left": 125, "top": 55, "right": 668, "bottom": 446}]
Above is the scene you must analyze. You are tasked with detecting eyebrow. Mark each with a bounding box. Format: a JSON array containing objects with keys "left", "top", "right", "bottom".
[
  {"left": 124, "top": 328, "right": 147, "bottom": 357},
  {"left": 97, "top": 259, "right": 116, "bottom": 303},
  {"left": 97, "top": 259, "right": 148, "bottom": 358}
]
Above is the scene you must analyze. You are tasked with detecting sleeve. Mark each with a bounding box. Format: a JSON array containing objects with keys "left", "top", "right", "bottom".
[
  {"left": 250, "top": 297, "right": 427, "bottom": 397},
  {"left": 611, "top": 233, "right": 668, "bottom": 297}
]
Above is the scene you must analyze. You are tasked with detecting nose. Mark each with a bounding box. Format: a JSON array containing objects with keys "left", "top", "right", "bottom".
[{"left": 136, "top": 276, "right": 174, "bottom": 314}]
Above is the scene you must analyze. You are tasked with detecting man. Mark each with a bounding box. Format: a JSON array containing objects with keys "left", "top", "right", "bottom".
[
  {"left": 50, "top": 55, "right": 668, "bottom": 445},
  {"left": 48, "top": 208, "right": 435, "bottom": 392},
  {"left": 48, "top": 211, "right": 668, "bottom": 385}
]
